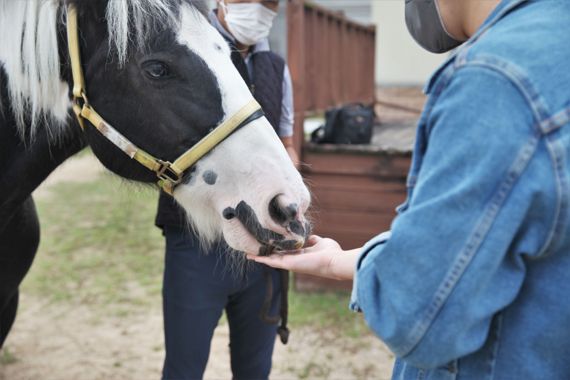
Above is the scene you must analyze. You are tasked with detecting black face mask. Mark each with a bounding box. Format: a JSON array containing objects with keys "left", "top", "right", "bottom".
[{"left": 405, "top": 0, "right": 464, "bottom": 54}]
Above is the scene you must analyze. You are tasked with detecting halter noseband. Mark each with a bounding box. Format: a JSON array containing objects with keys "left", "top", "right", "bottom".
[{"left": 66, "top": 5, "right": 264, "bottom": 194}]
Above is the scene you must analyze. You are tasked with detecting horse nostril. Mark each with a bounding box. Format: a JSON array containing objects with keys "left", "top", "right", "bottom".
[
  {"left": 289, "top": 220, "right": 305, "bottom": 236},
  {"left": 286, "top": 204, "right": 298, "bottom": 220},
  {"left": 269, "top": 196, "right": 286, "bottom": 224},
  {"left": 269, "top": 195, "right": 298, "bottom": 226},
  {"left": 223, "top": 207, "right": 236, "bottom": 220}
]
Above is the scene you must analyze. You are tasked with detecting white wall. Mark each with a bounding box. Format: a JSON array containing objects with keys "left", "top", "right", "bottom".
[{"left": 373, "top": 0, "right": 448, "bottom": 86}]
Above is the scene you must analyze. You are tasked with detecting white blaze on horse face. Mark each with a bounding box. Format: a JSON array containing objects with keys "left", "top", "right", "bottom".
[{"left": 173, "top": 5, "right": 310, "bottom": 253}]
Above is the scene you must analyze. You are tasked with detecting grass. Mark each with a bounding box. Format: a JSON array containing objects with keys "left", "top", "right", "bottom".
[
  {"left": 27, "top": 174, "right": 164, "bottom": 311},
  {"left": 289, "top": 289, "right": 371, "bottom": 338},
  {"left": 26, "top": 169, "right": 370, "bottom": 335},
  {"left": 0, "top": 348, "right": 18, "bottom": 365}
]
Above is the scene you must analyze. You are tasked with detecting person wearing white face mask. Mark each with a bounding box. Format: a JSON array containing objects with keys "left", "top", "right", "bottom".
[
  {"left": 155, "top": 1, "right": 297, "bottom": 379},
  {"left": 221, "top": 0, "right": 278, "bottom": 47}
]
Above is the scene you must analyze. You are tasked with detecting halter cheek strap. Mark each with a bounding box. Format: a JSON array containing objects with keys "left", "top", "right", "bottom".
[{"left": 66, "top": 5, "right": 264, "bottom": 194}]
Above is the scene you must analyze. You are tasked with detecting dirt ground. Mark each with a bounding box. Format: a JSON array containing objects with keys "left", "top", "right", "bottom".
[{"left": 0, "top": 154, "right": 395, "bottom": 380}]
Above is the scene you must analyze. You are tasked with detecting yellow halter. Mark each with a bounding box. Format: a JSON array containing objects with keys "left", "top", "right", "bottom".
[{"left": 66, "top": 5, "right": 264, "bottom": 194}]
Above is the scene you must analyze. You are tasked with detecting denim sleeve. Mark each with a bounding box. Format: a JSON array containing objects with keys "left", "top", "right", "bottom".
[
  {"left": 354, "top": 66, "right": 538, "bottom": 368},
  {"left": 350, "top": 231, "right": 391, "bottom": 312}
]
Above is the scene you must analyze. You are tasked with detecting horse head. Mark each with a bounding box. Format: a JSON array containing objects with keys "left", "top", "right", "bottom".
[
  {"left": 74, "top": 0, "right": 312, "bottom": 254},
  {"left": 1, "top": 0, "right": 311, "bottom": 254}
]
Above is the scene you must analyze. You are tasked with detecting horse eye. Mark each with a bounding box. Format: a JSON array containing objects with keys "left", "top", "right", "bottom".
[{"left": 142, "top": 61, "right": 170, "bottom": 79}]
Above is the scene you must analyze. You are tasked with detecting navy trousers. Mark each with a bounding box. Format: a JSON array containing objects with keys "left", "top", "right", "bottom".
[{"left": 162, "top": 226, "right": 282, "bottom": 380}]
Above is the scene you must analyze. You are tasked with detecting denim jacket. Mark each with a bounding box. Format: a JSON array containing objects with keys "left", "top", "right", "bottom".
[{"left": 350, "top": 0, "right": 570, "bottom": 379}]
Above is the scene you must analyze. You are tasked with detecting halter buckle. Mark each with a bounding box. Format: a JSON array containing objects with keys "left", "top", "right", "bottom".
[
  {"left": 156, "top": 160, "right": 182, "bottom": 185},
  {"left": 72, "top": 91, "right": 89, "bottom": 130}
]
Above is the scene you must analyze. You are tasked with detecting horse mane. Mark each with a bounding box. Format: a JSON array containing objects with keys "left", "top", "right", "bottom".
[{"left": 0, "top": 0, "right": 207, "bottom": 141}]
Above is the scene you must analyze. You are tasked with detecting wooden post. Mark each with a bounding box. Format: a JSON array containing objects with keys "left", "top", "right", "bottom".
[{"left": 287, "top": 0, "right": 306, "bottom": 159}]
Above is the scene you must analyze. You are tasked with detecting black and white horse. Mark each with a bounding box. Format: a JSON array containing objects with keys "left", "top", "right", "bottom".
[{"left": 0, "top": 0, "right": 310, "bottom": 348}]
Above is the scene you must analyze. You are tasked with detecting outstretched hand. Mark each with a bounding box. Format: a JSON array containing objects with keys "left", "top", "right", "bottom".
[{"left": 247, "top": 235, "right": 360, "bottom": 281}]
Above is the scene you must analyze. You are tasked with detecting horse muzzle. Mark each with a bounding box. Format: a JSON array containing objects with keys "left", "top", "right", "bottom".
[{"left": 223, "top": 197, "right": 310, "bottom": 255}]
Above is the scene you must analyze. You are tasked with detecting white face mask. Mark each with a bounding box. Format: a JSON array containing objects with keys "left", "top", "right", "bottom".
[{"left": 220, "top": 2, "right": 277, "bottom": 46}]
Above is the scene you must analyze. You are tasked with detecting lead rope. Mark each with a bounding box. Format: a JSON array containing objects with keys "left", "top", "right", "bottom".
[
  {"left": 259, "top": 268, "right": 290, "bottom": 344},
  {"left": 277, "top": 269, "right": 290, "bottom": 344}
]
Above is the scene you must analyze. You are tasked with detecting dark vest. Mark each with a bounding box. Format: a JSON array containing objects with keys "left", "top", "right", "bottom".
[
  {"left": 250, "top": 52, "right": 285, "bottom": 132},
  {"left": 230, "top": 44, "right": 285, "bottom": 132},
  {"left": 155, "top": 41, "right": 286, "bottom": 228}
]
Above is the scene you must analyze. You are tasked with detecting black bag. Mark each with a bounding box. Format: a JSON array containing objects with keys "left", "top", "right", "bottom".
[{"left": 311, "top": 103, "right": 375, "bottom": 145}]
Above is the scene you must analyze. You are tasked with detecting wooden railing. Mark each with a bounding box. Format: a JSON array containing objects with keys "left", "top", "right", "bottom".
[{"left": 287, "top": 0, "right": 377, "bottom": 154}]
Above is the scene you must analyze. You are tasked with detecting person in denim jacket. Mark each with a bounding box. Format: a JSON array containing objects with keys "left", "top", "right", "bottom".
[{"left": 250, "top": 0, "right": 570, "bottom": 378}]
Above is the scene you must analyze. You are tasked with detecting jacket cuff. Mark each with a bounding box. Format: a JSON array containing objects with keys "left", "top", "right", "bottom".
[{"left": 349, "top": 231, "right": 391, "bottom": 312}]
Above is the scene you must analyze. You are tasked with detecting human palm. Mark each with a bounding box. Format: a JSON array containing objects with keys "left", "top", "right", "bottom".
[{"left": 248, "top": 235, "right": 356, "bottom": 280}]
